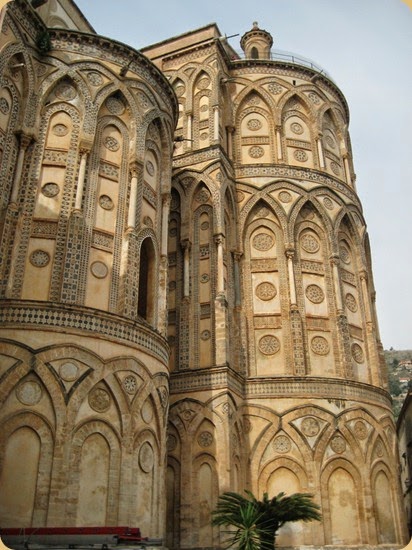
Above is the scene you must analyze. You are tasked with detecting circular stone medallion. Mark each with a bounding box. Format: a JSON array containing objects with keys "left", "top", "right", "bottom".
[
  {"left": 59, "top": 362, "right": 79, "bottom": 381},
  {"left": 106, "top": 96, "right": 125, "bottom": 115},
  {"left": 301, "top": 417, "right": 320, "bottom": 437},
  {"left": 279, "top": 191, "right": 292, "bottom": 203},
  {"left": 141, "top": 399, "right": 154, "bottom": 423},
  {"left": 247, "top": 118, "right": 263, "bottom": 131},
  {"left": 90, "top": 261, "right": 108, "bottom": 279},
  {"left": 88, "top": 387, "right": 111, "bottom": 412},
  {"left": 354, "top": 420, "right": 368, "bottom": 440},
  {"left": 252, "top": 233, "right": 274, "bottom": 251},
  {"left": 99, "top": 194, "right": 114, "bottom": 210},
  {"left": 16, "top": 380, "right": 42, "bottom": 405},
  {"left": 139, "top": 442, "right": 154, "bottom": 473},
  {"left": 323, "top": 197, "right": 334, "bottom": 210},
  {"left": 104, "top": 136, "right": 120, "bottom": 152},
  {"left": 294, "top": 149, "right": 308, "bottom": 162},
  {"left": 268, "top": 83, "right": 283, "bottom": 95},
  {"left": 41, "top": 182, "right": 60, "bottom": 198},
  {"left": 87, "top": 71, "right": 103, "bottom": 86},
  {"left": 352, "top": 343, "right": 364, "bottom": 363},
  {"left": 123, "top": 375, "right": 138, "bottom": 394},
  {"left": 273, "top": 435, "right": 291, "bottom": 453},
  {"left": 30, "top": 249, "right": 50, "bottom": 267},
  {"left": 55, "top": 83, "right": 76, "bottom": 100},
  {"left": 52, "top": 123, "right": 69, "bottom": 137},
  {"left": 311, "top": 336, "right": 330, "bottom": 355},
  {"left": 198, "top": 431, "right": 214, "bottom": 447},
  {"left": 345, "top": 293, "right": 358, "bottom": 313},
  {"left": 249, "top": 145, "right": 264, "bottom": 158},
  {"left": 305, "top": 284, "right": 325, "bottom": 304},
  {"left": 331, "top": 435, "right": 346, "bottom": 454},
  {"left": 301, "top": 233, "right": 320, "bottom": 253},
  {"left": 258, "top": 335, "right": 280, "bottom": 355},
  {"left": 256, "top": 282, "right": 277, "bottom": 301},
  {"left": 290, "top": 122, "right": 304, "bottom": 135}
]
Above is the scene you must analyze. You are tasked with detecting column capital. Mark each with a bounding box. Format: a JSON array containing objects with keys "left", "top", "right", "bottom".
[
  {"left": 161, "top": 193, "right": 171, "bottom": 207},
  {"left": 226, "top": 125, "right": 236, "bottom": 134},
  {"left": 129, "top": 161, "right": 140, "bottom": 178},
  {"left": 232, "top": 250, "right": 243, "bottom": 262},
  {"left": 285, "top": 245, "right": 295, "bottom": 259},
  {"left": 359, "top": 270, "right": 368, "bottom": 281},
  {"left": 330, "top": 254, "right": 340, "bottom": 266},
  {"left": 181, "top": 239, "right": 191, "bottom": 251},
  {"left": 79, "top": 137, "right": 93, "bottom": 154},
  {"left": 214, "top": 233, "right": 225, "bottom": 246}
]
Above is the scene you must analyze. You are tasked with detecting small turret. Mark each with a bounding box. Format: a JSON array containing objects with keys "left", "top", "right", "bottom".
[{"left": 240, "top": 21, "right": 273, "bottom": 60}]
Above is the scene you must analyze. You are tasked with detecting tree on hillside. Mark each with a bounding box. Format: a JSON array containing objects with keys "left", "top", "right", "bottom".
[{"left": 212, "top": 490, "right": 321, "bottom": 550}]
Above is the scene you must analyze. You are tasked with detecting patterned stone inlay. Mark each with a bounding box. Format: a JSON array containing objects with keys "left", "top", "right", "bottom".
[
  {"left": 308, "top": 92, "right": 321, "bottom": 104},
  {"left": 41, "top": 182, "right": 60, "bottom": 197},
  {"left": 256, "top": 282, "right": 277, "bottom": 301},
  {"left": 247, "top": 119, "right": 263, "bottom": 131},
  {"left": 301, "top": 233, "right": 320, "bottom": 253},
  {"left": 354, "top": 420, "right": 368, "bottom": 439},
  {"left": 273, "top": 435, "right": 291, "bottom": 453},
  {"left": 330, "top": 161, "right": 341, "bottom": 175},
  {"left": 59, "top": 361, "right": 79, "bottom": 381},
  {"left": 252, "top": 233, "right": 274, "bottom": 251},
  {"left": 89, "top": 387, "right": 111, "bottom": 412},
  {"left": 345, "top": 293, "right": 358, "bottom": 313},
  {"left": 258, "top": 335, "right": 280, "bottom": 355},
  {"left": 291, "top": 122, "right": 304, "bottom": 135},
  {"left": 305, "top": 284, "right": 325, "bottom": 304},
  {"left": 106, "top": 96, "right": 125, "bottom": 115},
  {"left": 198, "top": 431, "right": 214, "bottom": 447},
  {"left": 352, "top": 343, "right": 364, "bottom": 363},
  {"left": 331, "top": 435, "right": 346, "bottom": 454},
  {"left": 55, "top": 82, "right": 77, "bottom": 100},
  {"left": 30, "top": 249, "right": 50, "bottom": 267},
  {"left": 52, "top": 123, "right": 69, "bottom": 136},
  {"left": 87, "top": 71, "right": 103, "bottom": 86},
  {"left": 249, "top": 145, "right": 264, "bottom": 158},
  {"left": 294, "top": 149, "right": 308, "bottom": 162},
  {"left": 16, "top": 380, "right": 42, "bottom": 405},
  {"left": 0, "top": 97, "right": 10, "bottom": 114},
  {"left": 104, "top": 136, "right": 120, "bottom": 152},
  {"left": 99, "top": 194, "right": 114, "bottom": 210},
  {"left": 301, "top": 417, "right": 320, "bottom": 436},
  {"left": 139, "top": 442, "right": 154, "bottom": 472},
  {"left": 146, "top": 160, "right": 155, "bottom": 176},
  {"left": 123, "top": 375, "right": 138, "bottom": 394},
  {"left": 91, "top": 261, "right": 109, "bottom": 279},
  {"left": 340, "top": 245, "right": 351, "bottom": 264},
  {"left": 279, "top": 191, "right": 292, "bottom": 203},
  {"left": 268, "top": 83, "right": 283, "bottom": 95},
  {"left": 323, "top": 197, "right": 334, "bottom": 210},
  {"left": 311, "top": 336, "right": 330, "bottom": 355},
  {"left": 197, "top": 77, "right": 210, "bottom": 90},
  {"left": 196, "top": 189, "right": 210, "bottom": 203}
]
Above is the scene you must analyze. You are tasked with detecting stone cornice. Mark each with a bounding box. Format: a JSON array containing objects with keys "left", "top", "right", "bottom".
[
  {"left": 0, "top": 300, "right": 169, "bottom": 364},
  {"left": 47, "top": 29, "right": 178, "bottom": 124},
  {"left": 170, "top": 368, "right": 392, "bottom": 410}
]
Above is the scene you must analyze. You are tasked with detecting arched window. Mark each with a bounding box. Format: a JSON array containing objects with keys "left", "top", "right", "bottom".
[{"left": 251, "top": 47, "right": 259, "bottom": 59}]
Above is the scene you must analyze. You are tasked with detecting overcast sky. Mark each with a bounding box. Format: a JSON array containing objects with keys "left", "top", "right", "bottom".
[{"left": 75, "top": 0, "right": 412, "bottom": 350}]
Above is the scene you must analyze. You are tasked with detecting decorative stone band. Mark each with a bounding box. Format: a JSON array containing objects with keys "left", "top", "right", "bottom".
[
  {"left": 236, "top": 164, "right": 359, "bottom": 205},
  {"left": 170, "top": 366, "right": 244, "bottom": 397},
  {"left": 170, "top": 368, "right": 391, "bottom": 410},
  {"left": 0, "top": 300, "right": 169, "bottom": 364},
  {"left": 246, "top": 377, "right": 391, "bottom": 409}
]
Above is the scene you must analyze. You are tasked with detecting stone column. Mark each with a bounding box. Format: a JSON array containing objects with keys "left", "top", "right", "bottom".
[
  {"left": 330, "top": 255, "right": 343, "bottom": 312},
  {"left": 126, "top": 161, "right": 139, "bottom": 230},
  {"left": 286, "top": 247, "right": 297, "bottom": 306},
  {"left": 316, "top": 134, "right": 325, "bottom": 168},
  {"left": 182, "top": 239, "right": 191, "bottom": 298},
  {"left": 10, "top": 133, "right": 31, "bottom": 204},
  {"left": 233, "top": 251, "right": 242, "bottom": 307},
  {"left": 343, "top": 153, "right": 352, "bottom": 186},
  {"left": 360, "top": 270, "right": 380, "bottom": 385},
  {"left": 276, "top": 126, "right": 283, "bottom": 161},
  {"left": 186, "top": 112, "right": 192, "bottom": 148},
  {"left": 73, "top": 148, "right": 89, "bottom": 212},
  {"left": 226, "top": 125, "right": 235, "bottom": 159},
  {"left": 157, "top": 194, "right": 171, "bottom": 335},
  {"left": 161, "top": 194, "right": 171, "bottom": 256},
  {"left": 215, "top": 233, "right": 225, "bottom": 296},
  {"left": 213, "top": 106, "right": 219, "bottom": 142}
]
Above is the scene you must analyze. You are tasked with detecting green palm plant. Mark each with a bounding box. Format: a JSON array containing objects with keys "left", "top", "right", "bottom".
[{"left": 212, "top": 490, "right": 321, "bottom": 550}]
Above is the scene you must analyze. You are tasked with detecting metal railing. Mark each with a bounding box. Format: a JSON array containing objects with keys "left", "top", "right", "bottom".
[{"left": 231, "top": 48, "right": 334, "bottom": 82}]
